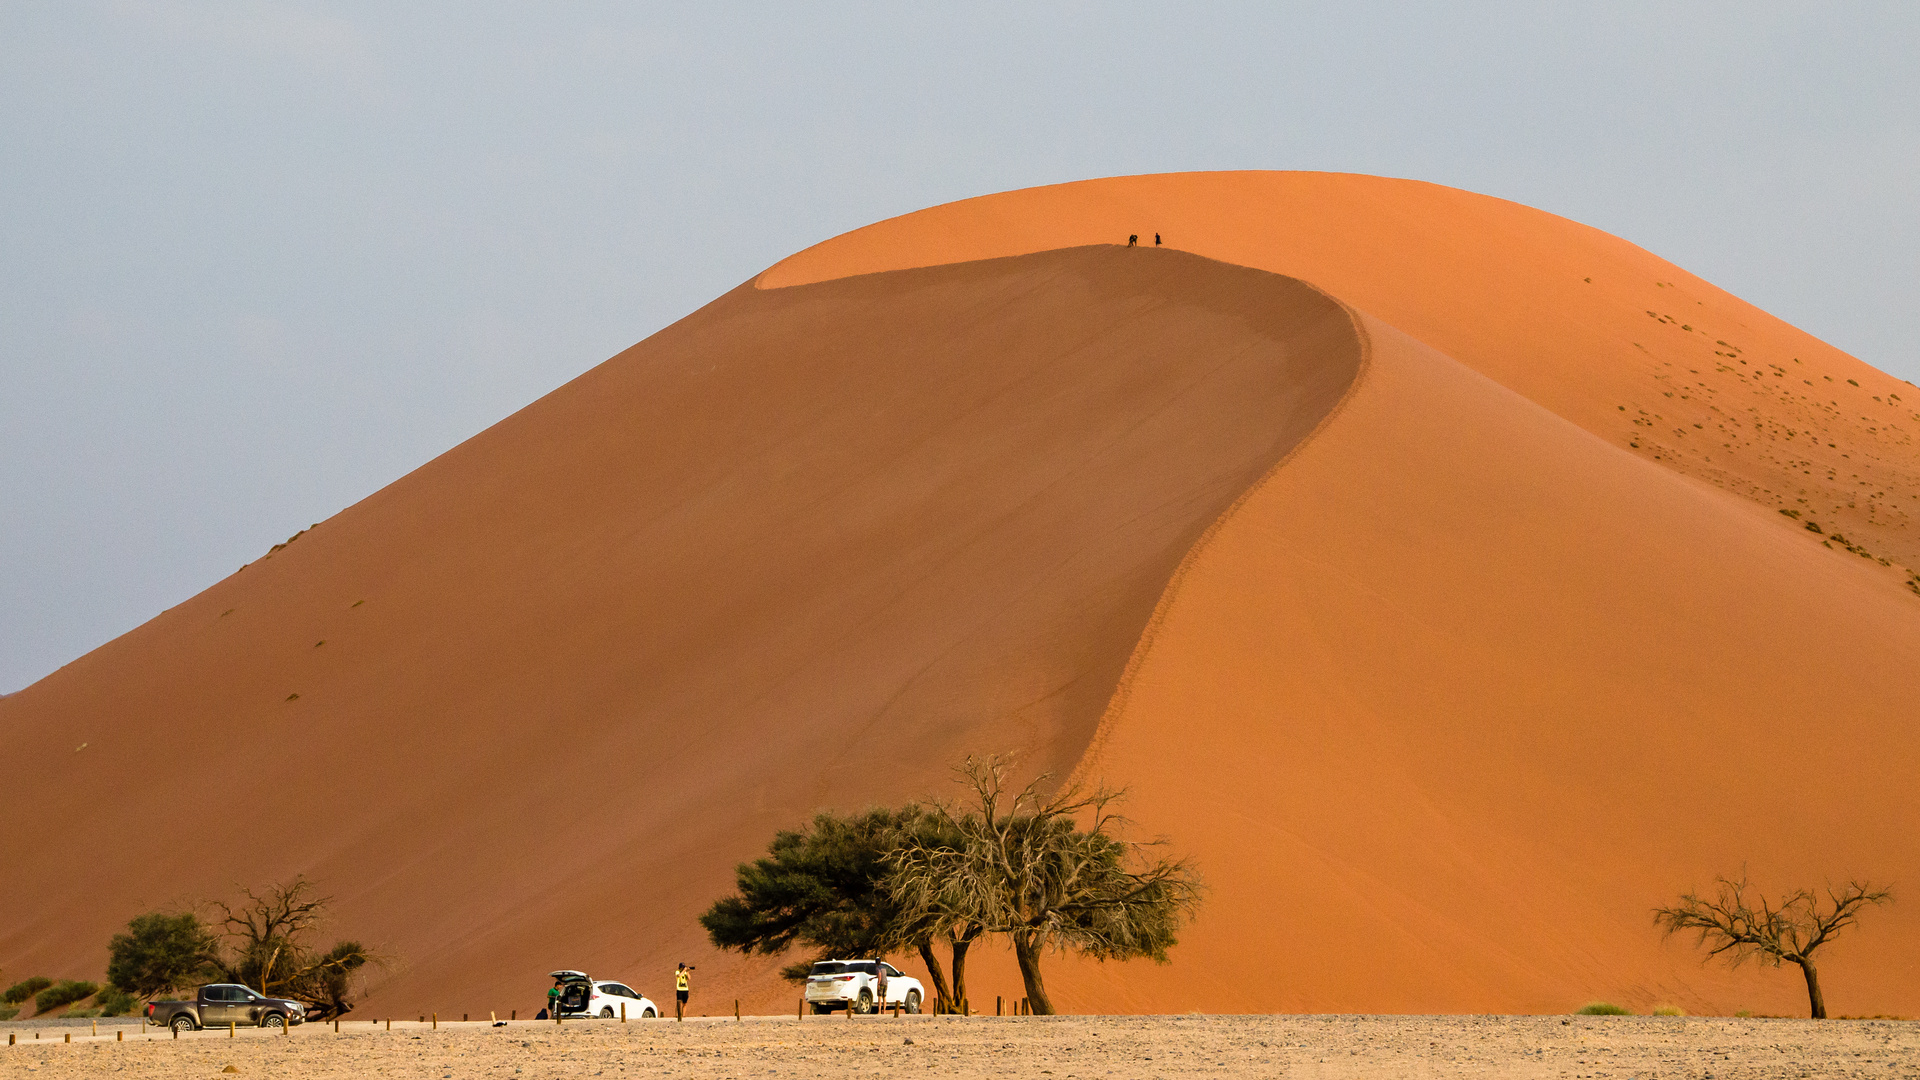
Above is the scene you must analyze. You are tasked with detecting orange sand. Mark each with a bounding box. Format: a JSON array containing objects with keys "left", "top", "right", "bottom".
[{"left": 2, "top": 173, "right": 1915, "bottom": 1020}]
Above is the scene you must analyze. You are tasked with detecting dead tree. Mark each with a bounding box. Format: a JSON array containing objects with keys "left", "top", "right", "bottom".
[
  {"left": 1654, "top": 874, "right": 1892, "bottom": 1018},
  {"left": 888, "top": 756, "right": 1202, "bottom": 1015}
]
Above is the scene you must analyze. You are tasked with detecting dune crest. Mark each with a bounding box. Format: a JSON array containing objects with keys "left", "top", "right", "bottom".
[{"left": 765, "top": 172, "right": 1920, "bottom": 575}]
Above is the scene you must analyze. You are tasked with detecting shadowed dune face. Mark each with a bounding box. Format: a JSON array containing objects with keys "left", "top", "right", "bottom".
[{"left": 0, "top": 247, "right": 1360, "bottom": 1014}]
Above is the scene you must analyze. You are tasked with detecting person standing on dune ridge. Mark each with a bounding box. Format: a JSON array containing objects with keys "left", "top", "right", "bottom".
[
  {"left": 675, "top": 962, "right": 693, "bottom": 1020},
  {"left": 1155, "top": 233, "right": 1162, "bottom": 246},
  {"left": 1127, "top": 234, "right": 1137, "bottom": 246}
]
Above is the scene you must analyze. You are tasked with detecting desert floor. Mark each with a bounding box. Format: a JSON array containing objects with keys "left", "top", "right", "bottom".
[{"left": 3, "top": 1012, "right": 1915, "bottom": 1079}]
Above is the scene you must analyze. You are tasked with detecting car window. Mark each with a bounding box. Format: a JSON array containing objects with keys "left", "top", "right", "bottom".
[
  {"left": 206, "top": 986, "right": 237, "bottom": 1002},
  {"left": 883, "top": 964, "right": 903, "bottom": 977},
  {"left": 808, "top": 963, "right": 850, "bottom": 976},
  {"left": 608, "top": 984, "right": 635, "bottom": 998},
  {"left": 852, "top": 962, "right": 878, "bottom": 975}
]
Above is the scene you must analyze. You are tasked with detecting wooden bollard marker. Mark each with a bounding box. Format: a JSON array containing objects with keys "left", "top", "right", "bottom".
[
  {"left": 463, "top": 1013, "right": 468, "bottom": 1023},
  {"left": 386, "top": 1018, "right": 391, "bottom": 1031},
  {"left": 334, "top": 1019, "right": 339, "bottom": 1032},
  {"left": 996, "top": 996, "right": 1002, "bottom": 1016},
  {"left": 229, "top": 1022, "right": 235, "bottom": 1038},
  {"left": 620, "top": 1003, "right": 626, "bottom": 1023},
  {"left": 93, "top": 1020, "right": 98, "bottom": 1037},
  {"left": 735, "top": 999, "right": 740, "bottom": 1021},
  {"left": 798, "top": 997, "right": 804, "bottom": 1020},
  {"left": 432, "top": 1013, "right": 438, "bottom": 1030},
  {"left": 7, "top": 1033, "right": 13, "bottom": 1045},
  {"left": 171, "top": 1027, "right": 177, "bottom": 1040},
  {"left": 117, "top": 1030, "right": 124, "bottom": 1041},
  {"left": 491, "top": 1012, "right": 497, "bottom": 1024},
  {"left": 65, "top": 1033, "right": 71, "bottom": 1043}
]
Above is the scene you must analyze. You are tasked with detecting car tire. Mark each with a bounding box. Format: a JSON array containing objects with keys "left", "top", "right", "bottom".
[
  {"left": 856, "top": 989, "right": 875, "bottom": 1015},
  {"left": 169, "top": 1015, "right": 197, "bottom": 1034},
  {"left": 904, "top": 990, "right": 921, "bottom": 1015},
  {"left": 263, "top": 1013, "right": 286, "bottom": 1030},
  {"left": 600, "top": 1007, "right": 615, "bottom": 1019},
  {"left": 642, "top": 1008, "right": 656, "bottom": 1018}
]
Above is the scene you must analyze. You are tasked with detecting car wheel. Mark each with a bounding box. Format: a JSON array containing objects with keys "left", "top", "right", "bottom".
[
  {"left": 599, "top": 1006, "right": 615, "bottom": 1019},
  {"left": 170, "top": 1015, "right": 197, "bottom": 1034},
  {"left": 856, "top": 989, "right": 875, "bottom": 1015},
  {"left": 263, "top": 1013, "right": 286, "bottom": 1030},
  {"left": 904, "top": 990, "right": 921, "bottom": 1015},
  {"left": 642, "top": 1007, "right": 657, "bottom": 1018}
]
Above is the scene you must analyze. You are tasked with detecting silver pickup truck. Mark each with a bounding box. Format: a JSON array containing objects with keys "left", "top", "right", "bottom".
[{"left": 145, "top": 983, "right": 306, "bottom": 1032}]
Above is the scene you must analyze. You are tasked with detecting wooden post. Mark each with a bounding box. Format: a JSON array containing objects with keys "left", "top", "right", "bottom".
[
  {"left": 93, "top": 1020, "right": 98, "bottom": 1037},
  {"left": 511, "top": 1010, "right": 516, "bottom": 1021},
  {"left": 621, "top": 1003, "right": 626, "bottom": 1023},
  {"left": 996, "top": 996, "right": 1002, "bottom": 1016},
  {"left": 463, "top": 1013, "right": 468, "bottom": 1023},
  {"left": 735, "top": 999, "right": 740, "bottom": 1021},
  {"left": 65, "top": 1033, "right": 71, "bottom": 1043},
  {"left": 172, "top": 1027, "right": 177, "bottom": 1040},
  {"left": 334, "top": 1019, "right": 339, "bottom": 1032},
  {"left": 798, "top": 997, "right": 804, "bottom": 1020},
  {"left": 432, "top": 1013, "right": 437, "bottom": 1030},
  {"left": 490, "top": 1012, "right": 497, "bottom": 1025},
  {"left": 117, "top": 1030, "right": 124, "bottom": 1042},
  {"left": 7, "top": 1034, "right": 13, "bottom": 1045},
  {"left": 386, "top": 1018, "right": 391, "bottom": 1031},
  {"left": 962, "top": 998, "right": 969, "bottom": 1017},
  {"left": 229, "top": 1022, "right": 235, "bottom": 1038}
]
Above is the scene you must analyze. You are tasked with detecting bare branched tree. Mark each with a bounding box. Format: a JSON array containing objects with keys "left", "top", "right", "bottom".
[
  {"left": 888, "top": 756, "right": 1203, "bottom": 1015},
  {"left": 211, "top": 877, "right": 374, "bottom": 1020},
  {"left": 1654, "top": 873, "right": 1893, "bottom": 1018}
]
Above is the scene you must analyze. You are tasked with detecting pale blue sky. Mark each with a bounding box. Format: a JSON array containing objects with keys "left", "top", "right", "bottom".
[{"left": 3, "top": 2, "right": 1916, "bottom": 692}]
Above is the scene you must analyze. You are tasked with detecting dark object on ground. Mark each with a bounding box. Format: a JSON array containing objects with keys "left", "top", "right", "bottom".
[{"left": 143, "top": 983, "right": 306, "bottom": 1032}]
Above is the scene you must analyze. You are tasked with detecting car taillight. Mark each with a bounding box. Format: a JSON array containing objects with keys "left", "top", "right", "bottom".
[
  {"left": 836, "top": 975, "right": 855, "bottom": 981},
  {"left": 144, "top": 1003, "right": 153, "bottom": 1017}
]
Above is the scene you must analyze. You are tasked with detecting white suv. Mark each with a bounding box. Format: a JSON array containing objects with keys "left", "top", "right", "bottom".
[
  {"left": 549, "top": 970, "right": 658, "bottom": 1019},
  {"left": 803, "top": 959, "right": 923, "bottom": 1014}
]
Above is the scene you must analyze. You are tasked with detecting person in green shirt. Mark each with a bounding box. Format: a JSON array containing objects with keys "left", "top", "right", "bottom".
[{"left": 547, "top": 983, "right": 561, "bottom": 1019}]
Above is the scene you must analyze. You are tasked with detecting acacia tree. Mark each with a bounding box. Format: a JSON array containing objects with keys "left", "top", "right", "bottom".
[
  {"left": 1654, "top": 874, "right": 1893, "bottom": 1019},
  {"left": 888, "top": 757, "right": 1203, "bottom": 1015},
  {"left": 701, "top": 807, "right": 997, "bottom": 1011},
  {"left": 212, "top": 878, "right": 373, "bottom": 1020},
  {"left": 106, "top": 912, "right": 223, "bottom": 999}
]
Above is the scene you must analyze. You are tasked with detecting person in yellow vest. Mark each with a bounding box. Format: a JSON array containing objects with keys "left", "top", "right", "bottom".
[{"left": 674, "top": 963, "right": 693, "bottom": 1020}]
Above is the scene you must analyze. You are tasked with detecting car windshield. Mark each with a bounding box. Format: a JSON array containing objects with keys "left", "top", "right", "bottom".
[{"left": 808, "top": 963, "right": 851, "bottom": 976}]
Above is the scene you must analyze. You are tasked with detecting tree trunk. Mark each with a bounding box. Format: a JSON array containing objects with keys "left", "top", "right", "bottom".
[
  {"left": 915, "top": 941, "right": 952, "bottom": 1012},
  {"left": 950, "top": 930, "right": 976, "bottom": 1010},
  {"left": 1012, "top": 931, "right": 1055, "bottom": 1016},
  {"left": 1797, "top": 958, "right": 1827, "bottom": 1019}
]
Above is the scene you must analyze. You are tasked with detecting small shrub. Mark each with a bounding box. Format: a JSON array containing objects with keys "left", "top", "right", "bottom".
[
  {"left": 96, "top": 988, "right": 139, "bottom": 1016},
  {"left": 0, "top": 1005, "right": 18, "bottom": 1021},
  {"left": 1652, "top": 1005, "right": 1685, "bottom": 1017},
  {"left": 1734, "top": 1009, "right": 1753, "bottom": 1018},
  {"left": 3, "top": 976, "right": 52, "bottom": 1004},
  {"left": 34, "top": 979, "right": 99, "bottom": 1014},
  {"left": 1576, "top": 1001, "right": 1633, "bottom": 1015}
]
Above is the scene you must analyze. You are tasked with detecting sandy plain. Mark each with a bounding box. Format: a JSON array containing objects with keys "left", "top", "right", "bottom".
[{"left": 5, "top": 1014, "right": 1918, "bottom": 1080}]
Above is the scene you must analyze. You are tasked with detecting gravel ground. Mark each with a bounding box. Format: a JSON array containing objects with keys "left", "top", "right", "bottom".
[{"left": 2, "top": 1012, "right": 1915, "bottom": 1078}]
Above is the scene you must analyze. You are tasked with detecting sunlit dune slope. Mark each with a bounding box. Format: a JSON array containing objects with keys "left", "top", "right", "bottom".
[
  {"left": 1037, "top": 314, "right": 1920, "bottom": 1017},
  {"left": 0, "top": 247, "right": 1360, "bottom": 1016},
  {"left": 767, "top": 172, "right": 1920, "bottom": 576}
]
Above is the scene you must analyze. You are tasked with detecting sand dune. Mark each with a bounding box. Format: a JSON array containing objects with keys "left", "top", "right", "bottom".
[{"left": 2, "top": 173, "right": 1915, "bottom": 1020}]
